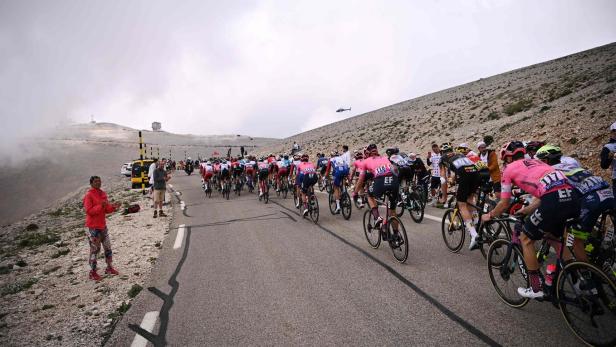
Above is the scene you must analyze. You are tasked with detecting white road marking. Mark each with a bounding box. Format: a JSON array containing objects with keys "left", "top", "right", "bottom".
[
  {"left": 180, "top": 201, "right": 186, "bottom": 210},
  {"left": 174, "top": 224, "right": 185, "bottom": 250},
  {"left": 130, "top": 311, "right": 159, "bottom": 347}
]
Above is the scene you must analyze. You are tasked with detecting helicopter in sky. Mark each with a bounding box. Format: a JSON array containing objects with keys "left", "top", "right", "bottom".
[{"left": 336, "top": 107, "right": 351, "bottom": 113}]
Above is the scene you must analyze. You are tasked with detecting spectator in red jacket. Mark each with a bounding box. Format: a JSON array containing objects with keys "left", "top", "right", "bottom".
[{"left": 83, "top": 176, "right": 121, "bottom": 281}]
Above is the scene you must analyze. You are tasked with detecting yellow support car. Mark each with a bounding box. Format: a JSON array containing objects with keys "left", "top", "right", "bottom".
[{"left": 130, "top": 159, "right": 155, "bottom": 189}]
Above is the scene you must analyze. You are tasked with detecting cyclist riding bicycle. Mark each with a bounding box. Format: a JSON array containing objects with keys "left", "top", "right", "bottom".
[
  {"left": 355, "top": 144, "right": 400, "bottom": 235},
  {"left": 276, "top": 155, "right": 292, "bottom": 192},
  {"left": 257, "top": 158, "right": 269, "bottom": 197},
  {"left": 481, "top": 141, "right": 582, "bottom": 299},
  {"left": 536, "top": 144, "right": 615, "bottom": 245},
  {"left": 387, "top": 147, "right": 413, "bottom": 202},
  {"left": 297, "top": 154, "right": 318, "bottom": 216},
  {"left": 325, "top": 151, "right": 350, "bottom": 214},
  {"left": 440, "top": 144, "right": 482, "bottom": 250},
  {"left": 408, "top": 152, "right": 429, "bottom": 187},
  {"left": 220, "top": 158, "right": 231, "bottom": 191}
]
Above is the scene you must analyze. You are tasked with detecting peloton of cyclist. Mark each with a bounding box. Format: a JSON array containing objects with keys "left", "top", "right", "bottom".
[
  {"left": 440, "top": 143, "right": 482, "bottom": 250},
  {"left": 481, "top": 141, "right": 582, "bottom": 299}
]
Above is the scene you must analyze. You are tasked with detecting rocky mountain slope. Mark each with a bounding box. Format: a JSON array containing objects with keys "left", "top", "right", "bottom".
[{"left": 263, "top": 43, "right": 616, "bottom": 175}]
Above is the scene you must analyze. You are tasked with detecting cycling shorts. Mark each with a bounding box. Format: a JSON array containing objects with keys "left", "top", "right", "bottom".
[
  {"left": 368, "top": 175, "right": 399, "bottom": 209},
  {"left": 430, "top": 176, "right": 441, "bottom": 189},
  {"left": 245, "top": 168, "right": 254, "bottom": 175},
  {"left": 221, "top": 169, "right": 230, "bottom": 179},
  {"left": 258, "top": 169, "right": 269, "bottom": 180},
  {"left": 301, "top": 173, "right": 318, "bottom": 193},
  {"left": 277, "top": 168, "right": 288, "bottom": 178},
  {"left": 522, "top": 188, "right": 581, "bottom": 240},
  {"left": 333, "top": 167, "right": 349, "bottom": 187},
  {"left": 456, "top": 171, "right": 480, "bottom": 202},
  {"left": 578, "top": 188, "right": 614, "bottom": 233},
  {"left": 203, "top": 172, "right": 213, "bottom": 181},
  {"left": 397, "top": 166, "right": 412, "bottom": 184}
]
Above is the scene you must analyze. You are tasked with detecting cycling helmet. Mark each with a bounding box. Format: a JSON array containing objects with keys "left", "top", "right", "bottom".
[
  {"left": 409, "top": 152, "right": 417, "bottom": 160},
  {"left": 354, "top": 151, "right": 363, "bottom": 159},
  {"left": 364, "top": 143, "right": 378, "bottom": 156},
  {"left": 535, "top": 144, "right": 562, "bottom": 161},
  {"left": 301, "top": 153, "right": 309, "bottom": 162},
  {"left": 500, "top": 141, "right": 526, "bottom": 162},
  {"left": 525, "top": 141, "right": 545, "bottom": 153},
  {"left": 283, "top": 155, "right": 289, "bottom": 160},
  {"left": 385, "top": 147, "right": 399, "bottom": 157},
  {"left": 440, "top": 143, "right": 453, "bottom": 152}
]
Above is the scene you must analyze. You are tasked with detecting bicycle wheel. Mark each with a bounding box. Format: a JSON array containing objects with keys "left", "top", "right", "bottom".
[
  {"left": 363, "top": 209, "right": 381, "bottom": 249},
  {"left": 487, "top": 239, "right": 530, "bottom": 308},
  {"left": 557, "top": 261, "right": 616, "bottom": 347},
  {"left": 479, "top": 221, "right": 508, "bottom": 259},
  {"left": 409, "top": 192, "right": 424, "bottom": 223},
  {"left": 309, "top": 194, "right": 319, "bottom": 224},
  {"left": 441, "top": 209, "right": 465, "bottom": 253},
  {"left": 388, "top": 216, "right": 409, "bottom": 263},
  {"left": 341, "top": 192, "right": 352, "bottom": 220},
  {"left": 328, "top": 192, "right": 336, "bottom": 215}
]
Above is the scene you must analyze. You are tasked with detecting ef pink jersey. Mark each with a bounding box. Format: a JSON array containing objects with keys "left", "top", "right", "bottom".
[
  {"left": 353, "top": 160, "right": 364, "bottom": 174},
  {"left": 360, "top": 156, "right": 394, "bottom": 178},
  {"left": 501, "top": 159, "right": 570, "bottom": 199},
  {"left": 298, "top": 162, "right": 316, "bottom": 175},
  {"left": 258, "top": 162, "right": 268, "bottom": 170}
]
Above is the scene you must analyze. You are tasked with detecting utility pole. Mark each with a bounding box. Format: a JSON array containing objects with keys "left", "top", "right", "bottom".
[{"left": 139, "top": 132, "right": 145, "bottom": 195}]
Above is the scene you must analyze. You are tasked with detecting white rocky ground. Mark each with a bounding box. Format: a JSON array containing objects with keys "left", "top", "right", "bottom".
[{"left": 0, "top": 182, "right": 172, "bottom": 346}]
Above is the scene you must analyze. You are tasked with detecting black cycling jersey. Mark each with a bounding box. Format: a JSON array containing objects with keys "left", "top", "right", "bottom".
[{"left": 441, "top": 153, "right": 477, "bottom": 176}]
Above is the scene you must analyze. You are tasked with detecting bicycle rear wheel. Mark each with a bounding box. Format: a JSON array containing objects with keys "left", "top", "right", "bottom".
[
  {"left": 409, "top": 192, "right": 424, "bottom": 223},
  {"left": 309, "top": 194, "right": 319, "bottom": 223},
  {"left": 441, "top": 209, "right": 465, "bottom": 253},
  {"left": 388, "top": 216, "right": 409, "bottom": 263},
  {"left": 328, "top": 192, "right": 336, "bottom": 215},
  {"left": 487, "top": 239, "right": 530, "bottom": 308},
  {"left": 341, "top": 192, "right": 352, "bottom": 220},
  {"left": 557, "top": 261, "right": 616, "bottom": 347},
  {"left": 363, "top": 209, "right": 381, "bottom": 249}
]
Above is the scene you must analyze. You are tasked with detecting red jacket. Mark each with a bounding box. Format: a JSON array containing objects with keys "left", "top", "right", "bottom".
[{"left": 83, "top": 188, "right": 116, "bottom": 229}]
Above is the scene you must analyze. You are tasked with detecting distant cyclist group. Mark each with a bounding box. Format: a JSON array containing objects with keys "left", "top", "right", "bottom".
[{"left": 193, "top": 122, "right": 616, "bottom": 346}]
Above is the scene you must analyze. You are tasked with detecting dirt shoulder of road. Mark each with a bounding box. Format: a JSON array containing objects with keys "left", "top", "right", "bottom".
[{"left": 0, "top": 182, "right": 173, "bottom": 346}]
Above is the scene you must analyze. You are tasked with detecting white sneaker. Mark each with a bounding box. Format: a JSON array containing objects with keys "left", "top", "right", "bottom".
[
  {"left": 334, "top": 206, "right": 341, "bottom": 214},
  {"left": 469, "top": 235, "right": 480, "bottom": 251},
  {"left": 517, "top": 287, "right": 544, "bottom": 299},
  {"left": 259, "top": 192, "right": 263, "bottom": 197},
  {"left": 303, "top": 209, "right": 309, "bottom": 216}
]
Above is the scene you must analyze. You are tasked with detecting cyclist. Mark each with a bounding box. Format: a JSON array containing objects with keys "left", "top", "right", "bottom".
[
  {"left": 317, "top": 153, "right": 329, "bottom": 187},
  {"left": 536, "top": 144, "right": 614, "bottom": 245},
  {"left": 349, "top": 151, "right": 366, "bottom": 207},
  {"left": 481, "top": 141, "right": 581, "bottom": 299},
  {"left": 387, "top": 147, "right": 413, "bottom": 205},
  {"left": 245, "top": 156, "right": 256, "bottom": 191},
  {"left": 600, "top": 121, "right": 616, "bottom": 196},
  {"left": 201, "top": 160, "right": 214, "bottom": 191},
  {"left": 257, "top": 158, "right": 269, "bottom": 197},
  {"left": 408, "top": 152, "right": 429, "bottom": 188},
  {"left": 356, "top": 144, "right": 400, "bottom": 236},
  {"left": 525, "top": 141, "right": 545, "bottom": 159},
  {"left": 427, "top": 143, "right": 446, "bottom": 207},
  {"left": 276, "top": 155, "right": 291, "bottom": 192},
  {"left": 325, "top": 151, "right": 350, "bottom": 214},
  {"left": 297, "top": 154, "right": 318, "bottom": 216},
  {"left": 231, "top": 157, "right": 243, "bottom": 189},
  {"left": 219, "top": 158, "right": 231, "bottom": 192},
  {"left": 440, "top": 144, "right": 482, "bottom": 249}
]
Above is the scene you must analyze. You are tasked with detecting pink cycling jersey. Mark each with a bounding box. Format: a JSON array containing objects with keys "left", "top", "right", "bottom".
[
  {"left": 353, "top": 160, "right": 364, "bottom": 174},
  {"left": 257, "top": 162, "right": 268, "bottom": 170},
  {"left": 501, "top": 159, "right": 570, "bottom": 199},
  {"left": 298, "top": 162, "right": 316, "bottom": 175},
  {"left": 360, "top": 156, "right": 394, "bottom": 178}
]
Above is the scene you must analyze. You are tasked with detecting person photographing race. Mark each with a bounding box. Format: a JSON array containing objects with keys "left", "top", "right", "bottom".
[{"left": 481, "top": 141, "right": 583, "bottom": 299}]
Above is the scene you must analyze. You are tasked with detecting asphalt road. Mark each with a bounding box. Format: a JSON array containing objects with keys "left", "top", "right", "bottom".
[{"left": 107, "top": 174, "right": 582, "bottom": 346}]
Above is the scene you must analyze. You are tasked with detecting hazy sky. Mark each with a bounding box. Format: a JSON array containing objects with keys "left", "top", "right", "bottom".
[{"left": 1, "top": 0, "right": 615, "bottom": 148}]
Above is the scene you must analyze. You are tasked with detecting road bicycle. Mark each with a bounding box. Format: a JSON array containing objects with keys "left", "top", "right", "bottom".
[
  {"left": 362, "top": 188, "right": 409, "bottom": 263},
  {"left": 298, "top": 185, "right": 319, "bottom": 223},
  {"left": 203, "top": 180, "right": 212, "bottom": 198},
  {"left": 221, "top": 179, "right": 231, "bottom": 200},
  {"left": 328, "top": 178, "right": 352, "bottom": 220},
  {"left": 441, "top": 183, "right": 508, "bottom": 258},
  {"left": 486, "top": 216, "right": 616, "bottom": 346},
  {"left": 395, "top": 184, "right": 425, "bottom": 223}
]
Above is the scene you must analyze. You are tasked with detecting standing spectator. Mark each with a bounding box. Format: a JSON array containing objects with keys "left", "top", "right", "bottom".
[
  {"left": 600, "top": 121, "right": 616, "bottom": 196},
  {"left": 83, "top": 176, "right": 121, "bottom": 281},
  {"left": 153, "top": 161, "right": 170, "bottom": 218},
  {"left": 341, "top": 145, "right": 351, "bottom": 167},
  {"left": 478, "top": 141, "right": 502, "bottom": 199}
]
